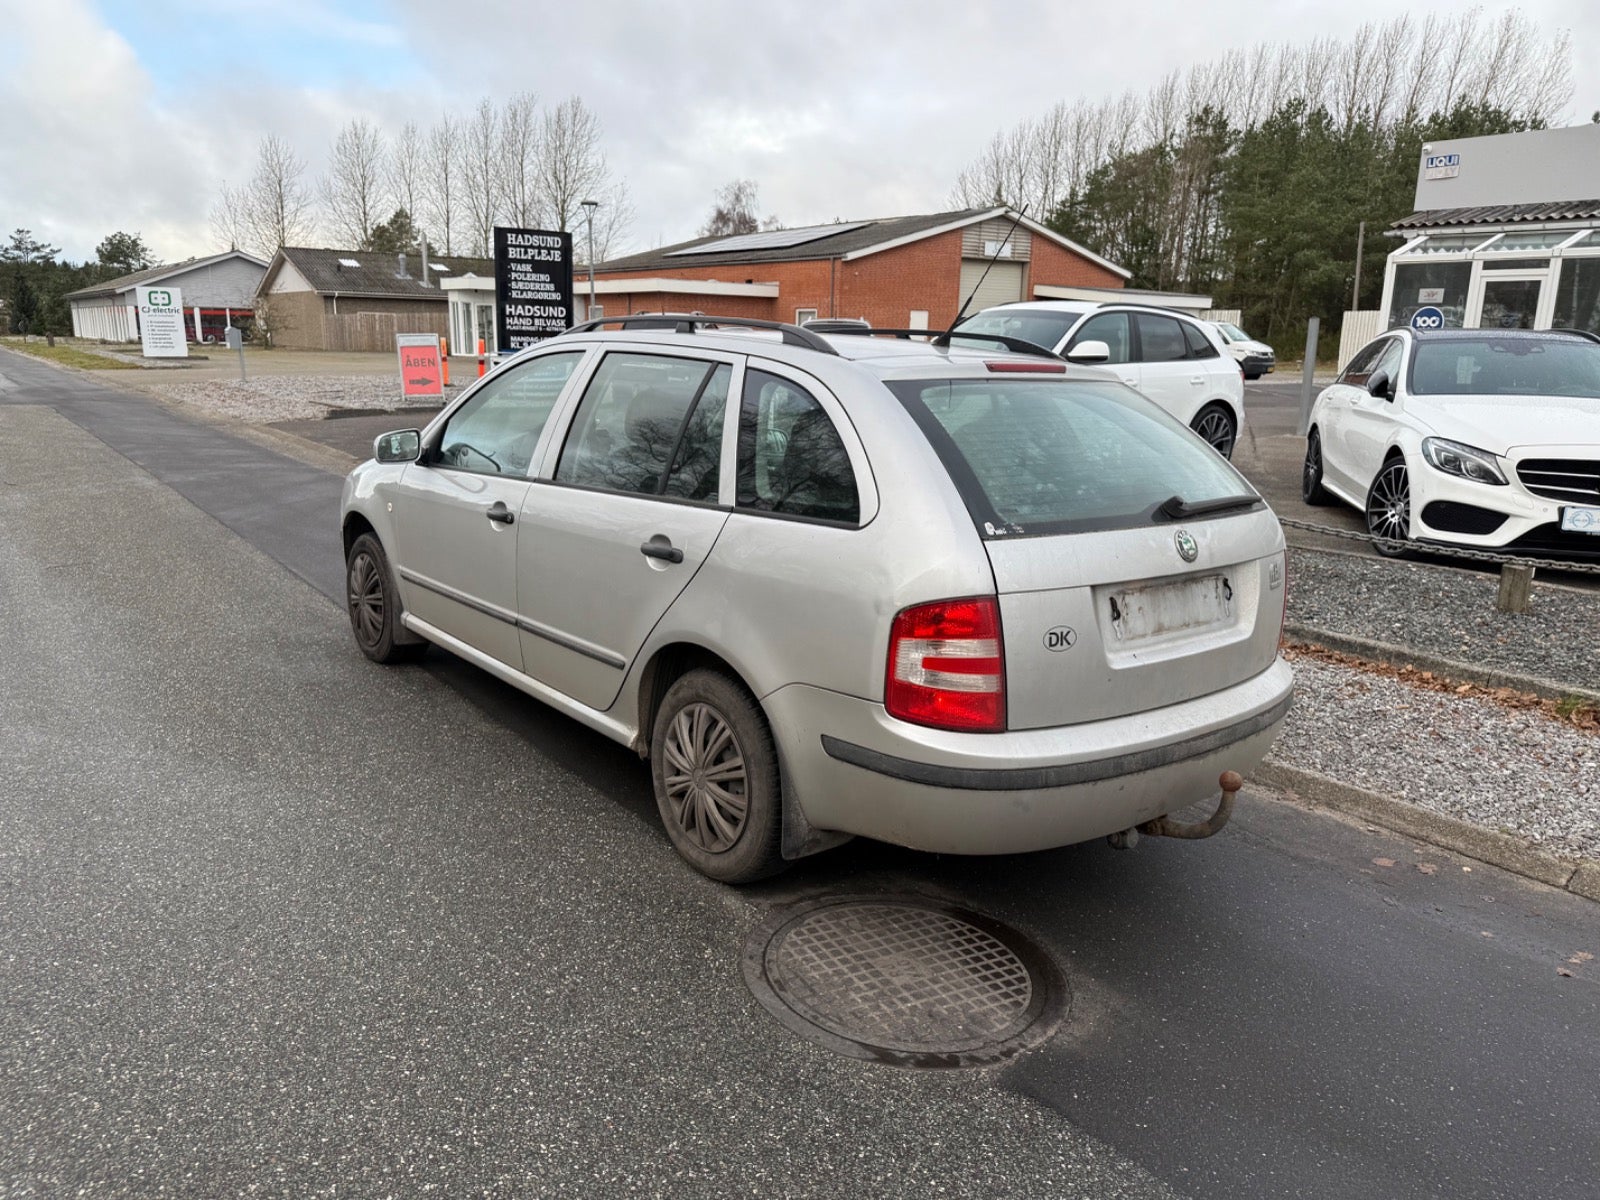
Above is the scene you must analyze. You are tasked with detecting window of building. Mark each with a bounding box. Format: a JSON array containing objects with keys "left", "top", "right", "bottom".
[
  {"left": 795, "top": 308, "right": 819, "bottom": 324},
  {"left": 1389, "top": 261, "right": 1472, "bottom": 329},
  {"left": 1554, "top": 258, "right": 1600, "bottom": 334}
]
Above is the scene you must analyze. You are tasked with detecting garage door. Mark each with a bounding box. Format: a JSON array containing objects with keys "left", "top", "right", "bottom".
[{"left": 958, "top": 260, "right": 1024, "bottom": 312}]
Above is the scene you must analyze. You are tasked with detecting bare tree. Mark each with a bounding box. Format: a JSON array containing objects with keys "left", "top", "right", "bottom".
[
  {"left": 578, "top": 180, "right": 635, "bottom": 264},
  {"left": 537, "top": 96, "right": 614, "bottom": 233},
  {"left": 321, "top": 119, "right": 388, "bottom": 247},
  {"left": 422, "top": 113, "right": 459, "bottom": 254},
  {"left": 209, "top": 180, "right": 250, "bottom": 252},
  {"left": 460, "top": 98, "right": 501, "bottom": 255},
  {"left": 701, "top": 179, "right": 763, "bottom": 237},
  {"left": 242, "top": 134, "right": 314, "bottom": 255},
  {"left": 498, "top": 91, "right": 542, "bottom": 226},
  {"left": 388, "top": 121, "right": 425, "bottom": 230}
]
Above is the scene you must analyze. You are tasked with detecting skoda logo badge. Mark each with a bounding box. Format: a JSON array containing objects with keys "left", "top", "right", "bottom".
[{"left": 1175, "top": 529, "right": 1199, "bottom": 562}]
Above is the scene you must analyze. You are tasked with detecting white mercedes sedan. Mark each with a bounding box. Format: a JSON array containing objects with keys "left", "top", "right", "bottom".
[{"left": 1302, "top": 328, "right": 1600, "bottom": 558}]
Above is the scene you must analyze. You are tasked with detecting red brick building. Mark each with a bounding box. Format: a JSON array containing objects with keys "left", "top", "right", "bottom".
[{"left": 576, "top": 207, "right": 1128, "bottom": 329}]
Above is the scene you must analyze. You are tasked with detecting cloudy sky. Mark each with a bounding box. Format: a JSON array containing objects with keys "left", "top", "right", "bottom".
[{"left": 2, "top": 0, "right": 1597, "bottom": 264}]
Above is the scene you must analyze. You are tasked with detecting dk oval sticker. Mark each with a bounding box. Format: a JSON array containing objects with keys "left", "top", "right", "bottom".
[{"left": 1043, "top": 626, "right": 1077, "bottom": 652}]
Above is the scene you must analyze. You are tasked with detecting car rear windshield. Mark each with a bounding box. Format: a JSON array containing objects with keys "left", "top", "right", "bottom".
[
  {"left": 889, "top": 378, "right": 1254, "bottom": 536},
  {"left": 1409, "top": 338, "right": 1600, "bottom": 398},
  {"left": 953, "top": 310, "right": 1078, "bottom": 352}
]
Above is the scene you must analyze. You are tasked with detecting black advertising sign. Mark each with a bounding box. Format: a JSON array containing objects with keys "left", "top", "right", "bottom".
[{"left": 493, "top": 226, "right": 574, "bottom": 352}]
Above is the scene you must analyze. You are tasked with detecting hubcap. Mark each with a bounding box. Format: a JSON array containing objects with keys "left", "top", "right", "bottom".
[
  {"left": 662, "top": 703, "right": 748, "bottom": 853},
  {"left": 1196, "top": 410, "right": 1235, "bottom": 456},
  {"left": 1367, "top": 463, "right": 1410, "bottom": 545},
  {"left": 348, "top": 552, "right": 385, "bottom": 646}
]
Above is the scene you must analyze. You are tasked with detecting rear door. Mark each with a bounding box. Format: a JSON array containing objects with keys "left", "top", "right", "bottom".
[
  {"left": 892, "top": 376, "right": 1283, "bottom": 728},
  {"left": 516, "top": 349, "right": 737, "bottom": 711},
  {"left": 1130, "top": 311, "right": 1208, "bottom": 423}
]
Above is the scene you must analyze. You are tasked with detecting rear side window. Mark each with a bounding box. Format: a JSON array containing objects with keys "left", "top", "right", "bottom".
[
  {"left": 437, "top": 351, "right": 584, "bottom": 476},
  {"left": 555, "top": 352, "right": 727, "bottom": 497},
  {"left": 1135, "top": 314, "right": 1188, "bottom": 362},
  {"left": 737, "top": 370, "right": 859, "bottom": 524},
  {"left": 890, "top": 379, "right": 1251, "bottom": 536},
  {"left": 1066, "top": 312, "right": 1132, "bottom": 364},
  {"left": 1182, "top": 320, "right": 1220, "bottom": 358}
]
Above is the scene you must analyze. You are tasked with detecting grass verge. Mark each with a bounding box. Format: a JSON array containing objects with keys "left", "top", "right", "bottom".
[{"left": 0, "top": 338, "right": 138, "bottom": 370}]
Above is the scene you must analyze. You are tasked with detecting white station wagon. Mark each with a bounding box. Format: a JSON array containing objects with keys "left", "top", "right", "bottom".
[{"left": 342, "top": 317, "right": 1293, "bottom": 882}]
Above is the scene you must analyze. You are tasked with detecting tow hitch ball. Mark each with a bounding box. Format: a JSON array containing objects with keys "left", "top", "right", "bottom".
[{"left": 1107, "top": 771, "right": 1243, "bottom": 850}]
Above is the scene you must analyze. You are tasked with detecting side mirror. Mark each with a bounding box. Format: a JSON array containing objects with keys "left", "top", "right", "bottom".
[
  {"left": 374, "top": 429, "right": 422, "bottom": 463},
  {"left": 1066, "top": 339, "right": 1111, "bottom": 364},
  {"left": 1366, "top": 370, "right": 1393, "bottom": 400}
]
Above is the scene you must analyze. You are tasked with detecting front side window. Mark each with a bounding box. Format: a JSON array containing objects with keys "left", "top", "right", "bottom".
[
  {"left": 1134, "top": 313, "right": 1188, "bottom": 362},
  {"left": 891, "top": 378, "right": 1251, "bottom": 536},
  {"left": 555, "top": 353, "right": 726, "bottom": 496},
  {"left": 1369, "top": 340, "right": 1404, "bottom": 393},
  {"left": 436, "top": 351, "right": 584, "bottom": 476},
  {"left": 736, "top": 370, "right": 859, "bottom": 524},
  {"left": 1065, "top": 312, "right": 1132, "bottom": 364},
  {"left": 1338, "top": 339, "right": 1389, "bottom": 385}
]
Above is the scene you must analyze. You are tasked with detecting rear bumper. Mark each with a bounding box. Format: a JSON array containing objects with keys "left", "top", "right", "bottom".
[{"left": 765, "top": 658, "right": 1294, "bottom": 855}]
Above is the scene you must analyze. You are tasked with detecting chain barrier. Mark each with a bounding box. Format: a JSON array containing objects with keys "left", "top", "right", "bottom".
[{"left": 1276, "top": 516, "right": 1600, "bottom": 576}]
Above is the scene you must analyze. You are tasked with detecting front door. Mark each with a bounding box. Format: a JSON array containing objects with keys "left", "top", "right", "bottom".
[
  {"left": 518, "top": 350, "right": 737, "bottom": 711},
  {"left": 1470, "top": 271, "right": 1550, "bottom": 331},
  {"left": 391, "top": 349, "right": 589, "bottom": 668}
]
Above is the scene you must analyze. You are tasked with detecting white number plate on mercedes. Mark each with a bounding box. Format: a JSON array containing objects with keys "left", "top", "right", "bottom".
[{"left": 1560, "top": 506, "right": 1600, "bottom": 535}]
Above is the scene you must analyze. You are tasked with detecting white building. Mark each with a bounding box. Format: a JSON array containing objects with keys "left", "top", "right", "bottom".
[
  {"left": 65, "top": 251, "right": 268, "bottom": 343},
  {"left": 1380, "top": 124, "right": 1600, "bottom": 334}
]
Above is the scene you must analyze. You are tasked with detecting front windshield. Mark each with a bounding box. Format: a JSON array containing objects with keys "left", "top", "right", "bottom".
[
  {"left": 1409, "top": 338, "right": 1600, "bottom": 398},
  {"left": 1219, "top": 323, "right": 1250, "bottom": 342},
  {"left": 953, "top": 310, "right": 1080, "bottom": 352},
  {"left": 889, "top": 378, "right": 1253, "bottom": 536}
]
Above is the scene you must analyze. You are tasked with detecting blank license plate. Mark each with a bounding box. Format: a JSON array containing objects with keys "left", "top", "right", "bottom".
[
  {"left": 1560, "top": 506, "right": 1600, "bottom": 535},
  {"left": 1108, "top": 575, "right": 1232, "bottom": 642}
]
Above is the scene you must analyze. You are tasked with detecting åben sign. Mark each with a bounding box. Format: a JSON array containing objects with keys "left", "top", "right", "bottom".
[{"left": 395, "top": 333, "right": 444, "bottom": 400}]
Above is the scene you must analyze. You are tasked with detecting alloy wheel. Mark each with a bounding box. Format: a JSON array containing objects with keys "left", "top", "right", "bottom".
[
  {"left": 661, "top": 703, "right": 749, "bottom": 853},
  {"left": 1366, "top": 460, "right": 1410, "bottom": 551},
  {"left": 1194, "top": 408, "right": 1236, "bottom": 457}
]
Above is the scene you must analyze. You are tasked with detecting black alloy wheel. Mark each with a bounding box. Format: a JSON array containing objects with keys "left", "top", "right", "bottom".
[
  {"left": 1365, "top": 458, "right": 1412, "bottom": 557},
  {"left": 1302, "top": 429, "right": 1331, "bottom": 506},
  {"left": 1191, "top": 404, "right": 1238, "bottom": 459}
]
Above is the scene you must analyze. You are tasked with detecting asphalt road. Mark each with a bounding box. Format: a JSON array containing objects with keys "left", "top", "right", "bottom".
[{"left": 3, "top": 348, "right": 1598, "bottom": 1199}]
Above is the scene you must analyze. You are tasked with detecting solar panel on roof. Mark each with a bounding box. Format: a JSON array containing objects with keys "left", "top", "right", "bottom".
[
  {"left": 664, "top": 221, "right": 871, "bottom": 257},
  {"left": 338, "top": 258, "right": 361, "bottom": 267}
]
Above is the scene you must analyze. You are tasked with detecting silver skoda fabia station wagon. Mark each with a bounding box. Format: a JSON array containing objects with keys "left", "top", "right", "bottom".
[{"left": 341, "top": 317, "right": 1293, "bottom": 882}]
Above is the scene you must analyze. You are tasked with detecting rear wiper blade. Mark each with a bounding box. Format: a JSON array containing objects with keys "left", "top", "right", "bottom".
[{"left": 1156, "top": 493, "right": 1263, "bottom": 521}]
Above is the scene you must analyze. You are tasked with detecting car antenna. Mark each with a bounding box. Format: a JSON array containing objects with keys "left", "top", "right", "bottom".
[{"left": 935, "top": 205, "right": 1028, "bottom": 348}]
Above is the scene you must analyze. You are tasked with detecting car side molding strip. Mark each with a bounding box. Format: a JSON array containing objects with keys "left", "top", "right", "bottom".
[
  {"left": 820, "top": 694, "right": 1293, "bottom": 791},
  {"left": 399, "top": 566, "right": 627, "bottom": 669}
]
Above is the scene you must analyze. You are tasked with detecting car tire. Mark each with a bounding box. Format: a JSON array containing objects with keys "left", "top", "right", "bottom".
[
  {"left": 650, "top": 668, "right": 786, "bottom": 884},
  {"left": 1244, "top": 371, "right": 1262, "bottom": 381},
  {"left": 1190, "top": 403, "right": 1238, "bottom": 459},
  {"left": 346, "top": 532, "right": 424, "bottom": 664},
  {"left": 1365, "top": 457, "right": 1412, "bottom": 558},
  {"left": 1302, "top": 429, "right": 1332, "bottom": 506}
]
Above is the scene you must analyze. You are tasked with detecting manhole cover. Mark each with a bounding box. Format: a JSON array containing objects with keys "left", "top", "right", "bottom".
[{"left": 741, "top": 895, "right": 1068, "bottom": 1068}]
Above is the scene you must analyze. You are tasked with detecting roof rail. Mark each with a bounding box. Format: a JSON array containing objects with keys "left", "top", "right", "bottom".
[
  {"left": 827, "top": 326, "right": 1061, "bottom": 360},
  {"left": 1549, "top": 327, "right": 1600, "bottom": 343},
  {"left": 565, "top": 312, "right": 840, "bottom": 355}
]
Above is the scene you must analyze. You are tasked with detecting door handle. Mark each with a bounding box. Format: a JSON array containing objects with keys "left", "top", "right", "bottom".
[
  {"left": 485, "top": 501, "right": 515, "bottom": 525},
  {"left": 1119, "top": 376, "right": 1138, "bottom": 387},
  {"left": 1190, "top": 375, "right": 1205, "bottom": 384},
  {"left": 640, "top": 535, "right": 683, "bottom": 564}
]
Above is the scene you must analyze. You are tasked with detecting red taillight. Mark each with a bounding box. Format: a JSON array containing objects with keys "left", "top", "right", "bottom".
[
  {"left": 886, "top": 597, "right": 1006, "bottom": 732},
  {"left": 984, "top": 360, "right": 1066, "bottom": 373}
]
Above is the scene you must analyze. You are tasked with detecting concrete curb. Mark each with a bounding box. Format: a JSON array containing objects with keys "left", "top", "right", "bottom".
[
  {"left": 1256, "top": 761, "right": 1598, "bottom": 901},
  {"left": 1283, "top": 624, "right": 1600, "bottom": 706}
]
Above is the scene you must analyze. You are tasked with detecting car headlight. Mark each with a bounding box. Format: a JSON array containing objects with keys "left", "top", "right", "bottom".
[{"left": 1420, "top": 437, "right": 1507, "bottom": 485}]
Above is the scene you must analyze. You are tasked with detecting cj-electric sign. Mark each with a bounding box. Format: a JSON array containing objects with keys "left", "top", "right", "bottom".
[{"left": 143, "top": 289, "right": 177, "bottom": 310}]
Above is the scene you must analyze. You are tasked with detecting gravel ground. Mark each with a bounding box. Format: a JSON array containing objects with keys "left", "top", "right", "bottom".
[
  {"left": 1287, "top": 547, "right": 1600, "bottom": 694},
  {"left": 132, "top": 374, "right": 451, "bottom": 423},
  {"left": 1270, "top": 654, "right": 1600, "bottom": 861}
]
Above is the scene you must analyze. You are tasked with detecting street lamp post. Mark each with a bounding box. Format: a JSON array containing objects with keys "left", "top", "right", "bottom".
[{"left": 580, "top": 199, "right": 599, "bottom": 320}]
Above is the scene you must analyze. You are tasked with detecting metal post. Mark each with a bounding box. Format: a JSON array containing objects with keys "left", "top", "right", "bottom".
[
  {"left": 580, "top": 199, "right": 599, "bottom": 320},
  {"left": 1352, "top": 220, "right": 1366, "bottom": 311},
  {"left": 1297, "top": 317, "right": 1321, "bottom": 437}
]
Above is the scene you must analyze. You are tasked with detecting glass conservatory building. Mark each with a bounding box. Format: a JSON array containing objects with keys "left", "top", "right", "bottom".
[{"left": 1379, "top": 124, "right": 1600, "bottom": 335}]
